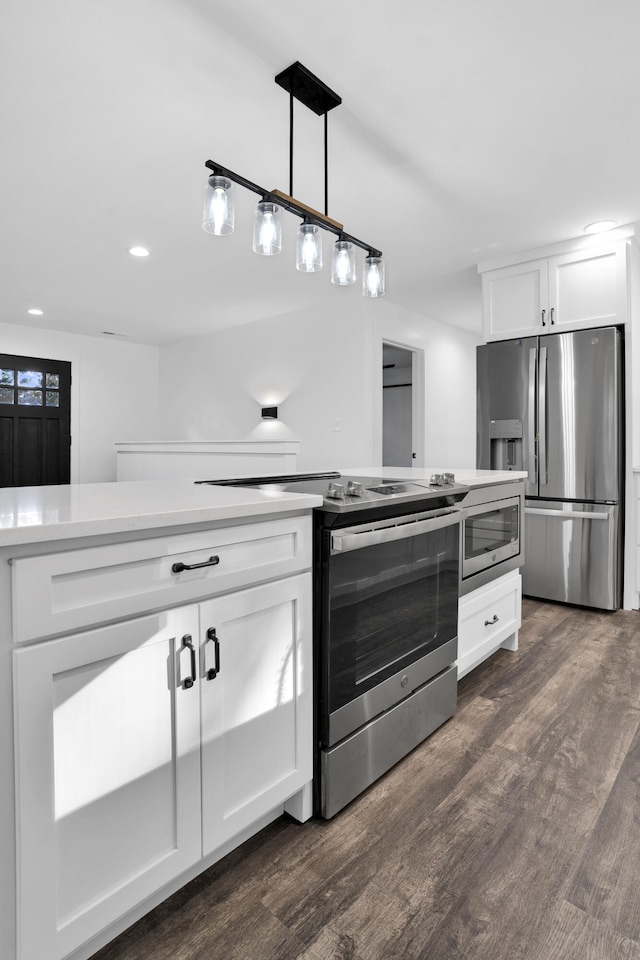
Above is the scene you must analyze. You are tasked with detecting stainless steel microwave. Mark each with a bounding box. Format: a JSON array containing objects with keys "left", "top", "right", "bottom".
[{"left": 460, "top": 481, "right": 524, "bottom": 595}]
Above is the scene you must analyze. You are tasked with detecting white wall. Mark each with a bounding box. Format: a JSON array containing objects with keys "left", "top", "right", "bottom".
[
  {"left": 0, "top": 323, "right": 160, "bottom": 482},
  {"left": 374, "top": 302, "right": 480, "bottom": 468},
  {"left": 158, "top": 299, "right": 480, "bottom": 470}
]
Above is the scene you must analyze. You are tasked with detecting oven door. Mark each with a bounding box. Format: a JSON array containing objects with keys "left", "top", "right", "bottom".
[
  {"left": 321, "top": 508, "right": 462, "bottom": 747},
  {"left": 462, "top": 496, "right": 521, "bottom": 579}
]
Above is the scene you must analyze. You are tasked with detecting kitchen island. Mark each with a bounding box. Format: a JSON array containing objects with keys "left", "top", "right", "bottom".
[
  {"left": 0, "top": 479, "right": 321, "bottom": 960},
  {"left": 1, "top": 469, "right": 524, "bottom": 960}
]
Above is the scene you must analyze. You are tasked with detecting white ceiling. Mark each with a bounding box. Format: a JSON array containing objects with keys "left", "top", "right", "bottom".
[{"left": 3, "top": 0, "right": 640, "bottom": 346}]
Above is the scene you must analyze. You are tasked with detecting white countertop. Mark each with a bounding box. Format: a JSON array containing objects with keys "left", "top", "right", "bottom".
[
  {"left": 340, "top": 467, "right": 528, "bottom": 488},
  {"left": 0, "top": 467, "right": 525, "bottom": 548},
  {"left": 0, "top": 479, "right": 322, "bottom": 547}
]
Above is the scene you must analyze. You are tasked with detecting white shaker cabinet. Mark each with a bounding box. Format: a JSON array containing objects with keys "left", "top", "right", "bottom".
[
  {"left": 200, "top": 575, "right": 312, "bottom": 855},
  {"left": 457, "top": 570, "right": 522, "bottom": 679},
  {"left": 11, "top": 515, "right": 314, "bottom": 960},
  {"left": 13, "top": 607, "right": 203, "bottom": 960},
  {"left": 480, "top": 242, "right": 627, "bottom": 341},
  {"left": 481, "top": 257, "right": 547, "bottom": 340}
]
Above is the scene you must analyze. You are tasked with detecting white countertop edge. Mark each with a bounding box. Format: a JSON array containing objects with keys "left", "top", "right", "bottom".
[{"left": 0, "top": 480, "right": 322, "bottom": 548}]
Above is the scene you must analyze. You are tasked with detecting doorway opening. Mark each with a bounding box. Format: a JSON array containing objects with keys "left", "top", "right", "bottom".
[
  {"left": 382, "top": 342, "right": 420, "bottom": 467},
  {"left": 0, "top": 353, "right": 72, "bottom": 486}
]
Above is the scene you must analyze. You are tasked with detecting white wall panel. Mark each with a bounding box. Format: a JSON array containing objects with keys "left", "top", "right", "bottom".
[{"left": 157, "top": 301, "right": 479, "bottom": 471}]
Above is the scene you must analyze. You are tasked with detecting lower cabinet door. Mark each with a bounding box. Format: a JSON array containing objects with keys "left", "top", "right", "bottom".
[
  {"left": 13, "top": 608, "right": 203, "bottom": 960},
  {"left": 199, "top": 573, "right": 313, "bottom": 856}
]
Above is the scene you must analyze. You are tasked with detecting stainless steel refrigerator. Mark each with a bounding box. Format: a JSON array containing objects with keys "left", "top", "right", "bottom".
[{"left": 477, "top": 327, "right": 623, "bottom": 610}]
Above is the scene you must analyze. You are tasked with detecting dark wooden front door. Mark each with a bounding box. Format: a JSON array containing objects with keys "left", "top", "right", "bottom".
[{"left": 0, "top": 354, "right": 71, "bottom": 486}]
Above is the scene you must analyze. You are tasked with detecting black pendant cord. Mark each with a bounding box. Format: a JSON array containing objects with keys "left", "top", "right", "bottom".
[
  {"left": 324, "top": 112, "right": 328, "bottom": 217},
  {"left": 289, "top": 90, "right": 294, "bottom": 197}
]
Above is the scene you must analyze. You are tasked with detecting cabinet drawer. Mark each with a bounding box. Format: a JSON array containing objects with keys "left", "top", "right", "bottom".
[
  {"left": 458, "top": 570, "right": 521, "bottom": 677},
  {"left": 12, "top": 515, "right": 312, "bottom": 643}
]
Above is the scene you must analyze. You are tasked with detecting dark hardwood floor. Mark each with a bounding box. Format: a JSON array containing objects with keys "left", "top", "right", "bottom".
[{"left": 94, "top": 599, "right": 640, "bottom": 960}]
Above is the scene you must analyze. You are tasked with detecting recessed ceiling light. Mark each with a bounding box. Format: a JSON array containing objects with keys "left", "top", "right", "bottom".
[
  {"left": 128, "top": 246, "right": 150, "bottom": 257},
  {"left": 584, "top": 220, "right": 617, "bottom": 235},
  {"left": 27, "top": 308, "right": 44, "bottom": 315}
]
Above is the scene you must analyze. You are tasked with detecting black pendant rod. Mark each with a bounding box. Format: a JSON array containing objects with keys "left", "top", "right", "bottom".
[
  {"left": 324, "top": 112, "right": 328, "bottom": 217},
  {"left": 205, "top": 159, "right": 382, "bottom": 258},
  {"left": 289, "top": 90, "right": 294, "bottom": 197}
]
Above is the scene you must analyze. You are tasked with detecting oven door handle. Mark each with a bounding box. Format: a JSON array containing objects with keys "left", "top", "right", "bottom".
[{"left": 331, "top": 509, "right": 464, "bottom": 554}]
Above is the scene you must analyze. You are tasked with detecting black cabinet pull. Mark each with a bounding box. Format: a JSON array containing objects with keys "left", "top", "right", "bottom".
[
  {"left": 484, "top": 614, "right": 499, "bottom": 626},
  {"left": 550, "top": 307, "right": 555, "bottom": 325},
  {"left": 541, "top": 308, "right": 546, "bottom": 326},
  {"left": 181, "top": 634, "right": 197, "bottom": 689},
  {"left": 205, "top": 627, "right": 221, "bottom": 680},
  {"left": 172, "top": 555, "right": 220, "bottom": 574}
]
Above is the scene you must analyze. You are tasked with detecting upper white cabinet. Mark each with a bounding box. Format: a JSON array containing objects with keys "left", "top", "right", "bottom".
[{"left": 480, "top": 241, "right": 628, "bottom": 341}]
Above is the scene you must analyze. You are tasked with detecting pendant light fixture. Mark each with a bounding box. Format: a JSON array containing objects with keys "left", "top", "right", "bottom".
[
  {"left": 253, "top": 200, "right": 282, "bottom": 255},
  {"left": 363, "top": 255, "right": 386, "bottom": 298},
  {"left": 296, "top": 220, "right": 323, "bottom": 272},
  {"left": 331, "top": 238, "right": 356, "bottom": 285},
  {"left": 202, "top": 61, "right": 385, "bottom": 297},
  {"left": 202, "top": 175, "right": 235, "bottom": 236}
]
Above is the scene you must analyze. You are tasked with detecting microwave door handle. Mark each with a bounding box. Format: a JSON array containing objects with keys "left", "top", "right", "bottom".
[
  {"left": 528, "top": 348, "right": 537, "bottom": 485},
  {"left": 331, "top": 509, "right": 464, "bottom": 554},
  {"left": 538, "top": 345, "right": 548, "bottom": 486}
]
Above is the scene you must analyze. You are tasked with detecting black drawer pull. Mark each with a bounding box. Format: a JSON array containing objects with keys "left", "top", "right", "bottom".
[
  {"left": 181, "top": 634, "right": 197, "bottom": 689},
  {"left": 484, "top": 614, "right": 499, "bottom": 626},
  {"left": 205, "top": 627, "right": 221, "bottom": 680},
  {"left": 172, "top": 555, "right": 220, "bottom": 574}
]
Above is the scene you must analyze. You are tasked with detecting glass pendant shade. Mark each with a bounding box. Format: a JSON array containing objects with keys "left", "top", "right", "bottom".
[
  {"left": 296, "top": 222, "right": 323, "bottom": 272},
  {"left": 202, "top": 175, "right": 235, "bottom": 236},
  {"left": 363, "top": 255, "right": 386, "bottom": 297},
  {"left": 252, "top": 201, "right": 282, "bottom": 255},
  {"left": 331, "top": 240, "right": 356, "bottom": 285}
]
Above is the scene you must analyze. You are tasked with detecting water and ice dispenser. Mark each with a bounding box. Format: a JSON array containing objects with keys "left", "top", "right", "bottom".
[{"left": 489, "top": 419, "right": 523, "bottom": 471}]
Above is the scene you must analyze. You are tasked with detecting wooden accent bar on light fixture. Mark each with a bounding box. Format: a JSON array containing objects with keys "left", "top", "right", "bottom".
[{"left": 270, "top": 190, "right": 343, "bottom": 231}]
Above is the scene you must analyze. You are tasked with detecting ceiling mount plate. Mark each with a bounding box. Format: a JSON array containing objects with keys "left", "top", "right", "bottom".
[{"left": 275, "top": 61, "right": 342, "bottom": 116}]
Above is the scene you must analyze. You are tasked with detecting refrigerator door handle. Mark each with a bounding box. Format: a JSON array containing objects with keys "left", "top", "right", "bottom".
[
  {"left": 526, "top": 507, "right": 612, "bottom": 521},
  {"left": 528, "top": 348, "right": 537, "bottom": 485},
  {"left": 538, "top": 346, "right": 548, "bottom": 485}
]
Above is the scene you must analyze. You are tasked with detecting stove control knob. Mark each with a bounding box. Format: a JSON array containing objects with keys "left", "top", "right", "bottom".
[
  {"left": 430, "top": 473, "right": 444, "bottom": 486},
  {"left": 346, "top": 481, "right": 364, "bottom": 498},
  {"left": 326, "top": 482, "right": 345, "bottom": 499}
]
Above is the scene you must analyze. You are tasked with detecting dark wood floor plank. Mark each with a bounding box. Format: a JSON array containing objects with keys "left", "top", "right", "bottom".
[
  {"left": 566, "top": 719, "right": 640, "bottom": 942},
  {"left": 407, "top": 814, "right": 582, "bottom": 960},
  {"left": 528, "top": 900, "right": 640, "bottom": 960},
  {"left": 492, "top": 638, "right": 640, "bottom": 836},
  {"left": 95, "top": 869, "right": 326, "bottom": 960}
]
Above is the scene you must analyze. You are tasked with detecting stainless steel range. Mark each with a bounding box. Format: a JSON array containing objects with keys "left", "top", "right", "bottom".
[{"left": 200, "top": 471, "right": 468, "bottom": 818}]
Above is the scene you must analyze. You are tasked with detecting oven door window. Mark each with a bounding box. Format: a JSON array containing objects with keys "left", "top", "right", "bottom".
[
  {"left": 464, "top": 503, "right": 519, "bottom": 561},
  {"left": 327, "top": 523, "right": 459, "bottom": 714}
]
